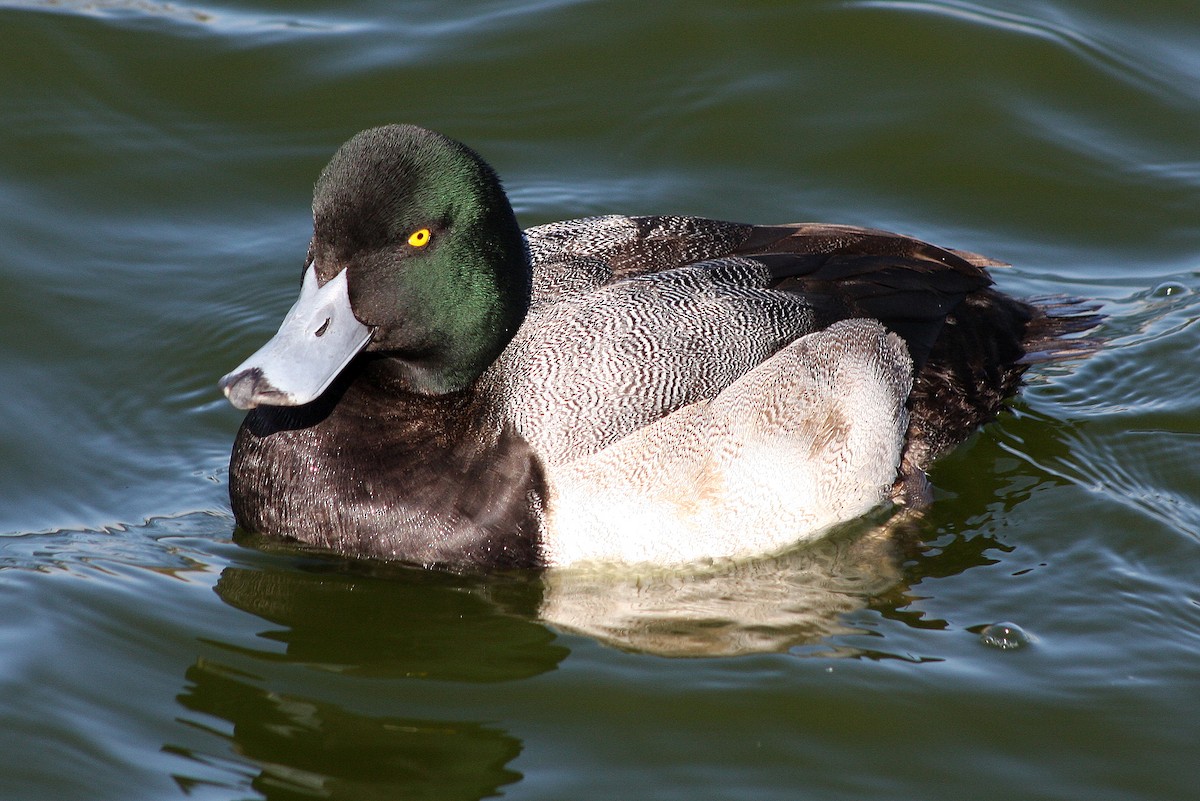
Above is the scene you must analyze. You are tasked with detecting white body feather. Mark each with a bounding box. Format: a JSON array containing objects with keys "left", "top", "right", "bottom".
[{"left": 540, "top": 319, "right": 912, "bottom": 566}]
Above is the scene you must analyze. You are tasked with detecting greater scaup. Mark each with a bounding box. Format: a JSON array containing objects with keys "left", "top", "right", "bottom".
[{"left": 220, "top": 125, "right": 1097, "bottom": 568}]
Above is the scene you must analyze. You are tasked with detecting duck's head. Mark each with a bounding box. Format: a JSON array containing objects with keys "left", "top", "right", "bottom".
[{"left": 220, "top": 124, "right": 529, "bottom": 409}]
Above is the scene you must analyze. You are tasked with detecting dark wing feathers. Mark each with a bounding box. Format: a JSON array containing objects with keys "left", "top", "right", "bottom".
[{"left": 608, "top": 218, "right": 997, "bottom": 370}]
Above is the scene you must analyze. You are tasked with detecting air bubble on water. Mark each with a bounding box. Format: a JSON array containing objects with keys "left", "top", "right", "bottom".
[
  {"left": 1151, "top": 282, "right": 1187, "bottom": 298},
  {"left": 979, "top": 622, "right": 1031, "bottom": 651}
]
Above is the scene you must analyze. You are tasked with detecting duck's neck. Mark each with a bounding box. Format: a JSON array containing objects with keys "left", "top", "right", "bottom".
[
  {"left": 351, "top": 356, "right": 511, "bottom": 435},
  {"left": 358, "top": 346, "right": 508, "bottom": 399}
]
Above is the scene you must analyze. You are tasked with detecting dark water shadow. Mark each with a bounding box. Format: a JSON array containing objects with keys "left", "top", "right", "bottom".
[
  {"left": 172, "top": 661, "right": 524, "bottom": 801},
  {"left": 167, "top": 555, "right": 566, "bottom": 800},
  {"left": 208, "top": 554, "right": 561, "bottom": 681}
]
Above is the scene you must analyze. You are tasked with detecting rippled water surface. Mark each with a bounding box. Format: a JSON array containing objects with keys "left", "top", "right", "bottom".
[{"left": 3, "top": 1, "right": 1199, "bottom": 799}]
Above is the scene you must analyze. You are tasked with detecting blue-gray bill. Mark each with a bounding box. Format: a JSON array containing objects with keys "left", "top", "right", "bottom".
[{"left": 219, "top": 265, "right": 372, "bottom": 410}]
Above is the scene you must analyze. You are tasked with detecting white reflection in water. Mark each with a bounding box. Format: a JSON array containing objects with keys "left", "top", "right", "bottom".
[{"left": 540, "top": 513, "right": 919, "bottom": 657}]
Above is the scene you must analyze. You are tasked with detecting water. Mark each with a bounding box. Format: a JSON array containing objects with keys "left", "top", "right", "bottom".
[{"left": 2, "top": 1, "right": 1198, "bottom": 798}]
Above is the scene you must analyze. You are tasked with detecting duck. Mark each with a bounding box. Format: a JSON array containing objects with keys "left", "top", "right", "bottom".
[{"left": 219, "top": 124, "right": 1097, "bottom": 569}]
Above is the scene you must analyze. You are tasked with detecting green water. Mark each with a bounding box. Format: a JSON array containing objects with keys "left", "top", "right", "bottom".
[{"left": 2, "top": 1, "right": 1198, "bottom": 799}]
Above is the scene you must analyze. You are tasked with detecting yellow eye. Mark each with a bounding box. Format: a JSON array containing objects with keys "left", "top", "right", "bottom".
[{"left": 408, "top": 228, "right": 432, "bottom": 248}]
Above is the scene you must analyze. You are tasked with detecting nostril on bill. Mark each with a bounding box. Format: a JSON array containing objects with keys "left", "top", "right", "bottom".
[{"left": 314, "top": 318, "right": 330, "bottom": 337}]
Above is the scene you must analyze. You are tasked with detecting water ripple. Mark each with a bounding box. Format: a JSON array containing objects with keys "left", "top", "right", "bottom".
[
  {"left": 0, "top": 512, "right": 232, "bottom": 575},
  {"left": 847, "top": 0, "right": 1198, "bottom": 104},
  {"left": 5, "top": 0, "right": 361, "bottom": 34}
]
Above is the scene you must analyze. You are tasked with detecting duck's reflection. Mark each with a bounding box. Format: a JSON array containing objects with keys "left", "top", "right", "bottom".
[
  {"left": 539, "top": 513, "right": 920, "bottom": 657},
  {"left": 209, "top": 557, "right": 563, "bottom": 681},
  {"left": 170, "top": 559, "right": 566, "bottom": 800},
  {"left": 169, "top": 499, "right": 1012, "bottom": 799}
]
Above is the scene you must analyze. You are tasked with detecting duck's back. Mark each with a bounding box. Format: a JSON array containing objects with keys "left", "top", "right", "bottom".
[{"left": 488, "top": 213, "right": 1051, "bottom": 473}]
